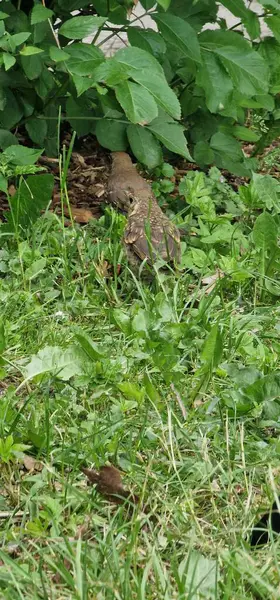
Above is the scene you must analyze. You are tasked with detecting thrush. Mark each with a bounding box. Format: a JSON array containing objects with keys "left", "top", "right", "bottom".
[{"left": 107, "top": 152, "right": 181, "bottom": 273}]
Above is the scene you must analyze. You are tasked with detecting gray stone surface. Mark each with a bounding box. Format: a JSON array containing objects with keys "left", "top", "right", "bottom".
[{"left": 86, "top": 1, "right": 272, "bottom": 56}]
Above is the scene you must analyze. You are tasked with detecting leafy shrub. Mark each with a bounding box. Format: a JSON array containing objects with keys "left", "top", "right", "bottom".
[{"left": 0, "top": 0, "right": 279, "bottom": 174}]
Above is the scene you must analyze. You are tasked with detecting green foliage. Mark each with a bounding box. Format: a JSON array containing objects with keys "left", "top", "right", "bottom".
[
  {"left": 0, "top": 0, "right": 279, "bottom": 172},
  {"left": 2, "top": 164, "right": 280, "bottom": 596}
]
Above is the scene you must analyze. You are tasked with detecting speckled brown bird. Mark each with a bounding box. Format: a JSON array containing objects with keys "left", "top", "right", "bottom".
[{"left": 107, "top": 152, "right": 181, "bottom": 272}]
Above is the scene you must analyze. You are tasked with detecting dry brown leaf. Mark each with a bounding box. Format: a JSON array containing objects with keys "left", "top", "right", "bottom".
[
  {"left": 8, "top": 185, "right": 16, "bottom": 197},
  {"left": 23, "top": 455, "right": 43, "bottom": 472},
  {"left": 201, "top": 269, "right": 225, "bottom": 295},
  {"left": 64, "top": 205, "right": 94, "bottom": 223},
  {"left": 82, "top": 465, "right": 139, "bottom": 505}
]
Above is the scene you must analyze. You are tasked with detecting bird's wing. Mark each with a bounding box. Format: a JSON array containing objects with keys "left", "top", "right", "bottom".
[{"left": 124, "top": 217, "right": 180, "bottom": 264}]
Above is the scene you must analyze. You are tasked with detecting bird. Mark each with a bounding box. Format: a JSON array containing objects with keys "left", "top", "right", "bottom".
[{"left": 107, "top": 152, "right": 181, "bottom": 273}]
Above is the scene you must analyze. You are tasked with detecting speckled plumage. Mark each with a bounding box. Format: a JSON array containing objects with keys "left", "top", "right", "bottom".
[{"left": 107, "top": 152, "right": 181, "bottom": 272}]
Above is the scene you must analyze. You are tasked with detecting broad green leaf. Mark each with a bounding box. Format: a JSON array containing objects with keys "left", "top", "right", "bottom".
[
  {"left": 114, "top": 46, "right": 165, "bottom": 78},
  {"left": 0, "top": 175, "right": 7, "bottom": 195},
  {"left": 115, "top": 80, "right": 158, "bottom": 125},
  {"left": 23, "top": 345, "right": 90, "bottom": 382},
  {"left": 3, "top": 145, "right": 43, "bottom": 166},
  {"left": 35, "top": 69, "right": 55, "bottom": 99},
  {"left": 0, "top": 90, "right": 22, "bottom": 129},
  {"left": 117, "top": 382, "right": 145, "bottom": 404},
  {"left": 253, "top": 213, "right": 278, "bottom": 250},
  {"left": 3, "top": 53, "right": 15, "bottom": 71},
  {"left": 72, "top": 74, "right": 93, "bottom": 97},
  {"left": 59, "top": 16, "right": 107, "bottom": 39},
  {"left": 210, "top": 132, "right": 243, "bottom": 162},
  {"left": 20, "top": 54, "right": 43, "bottom": 80},
  {"left": 243, "top": 373, "right": 280, "bottom": 404},
  {"left": 65, "top": 43, "right": 104, "bottom": 75},
  {"left": 25, "top": 258, "right": 47, "bottom": 280},
  {"left": 221, "top": 0, "right": 260, "bottom": 38},
  {"left": 127, "top": 124, "right": 162, "bottom": 168},
  {"left": 153, "top": 13, "right": 201, "bottom": 63},
  {"left": 202, "top": 323, "right": 223, "bottom": 366},
  {"left": 148, "top": 116, "right": 192, "bottom": 160},
  {"left": 26, "top": 118, "right": 47, "bottom": 146},
  {"left": 259, "top": 0, "right": 280, "bottom": 8},
  {"left": 196, "top": 50, "right": 233, "bottom": 113},
  {"left": 184, "top": 551, "right": 220, "bottom": 599},
  {"left": 31, "top": 4, "right": 54, "bottom": 25},
  {"left": 6, "top": 174, "right": 54, "bottom": 231},
  {"left": 157, "top": 0, "right": 171, "bottom": 8},
  {"left": 201, "top": 223, "right": 235, "bottom": 243},
  {"left": 233, "top": 125, "right": 260, "bottom": 142},
  {"left": 200, "top": 30, "right": 268, "bottom": 95},
  {"left": 74, "top": 329, "right": 104, "bottom": 360},
  {"left": 49, "top": 46, "right": 70, "bottom": 62},
  {"left": 92, "top": 58, "right": 129, "bottom": 86},
  {"left": 127, "top": 28, "right": 166, "bottom": 59},
  {"left": 8, "top": 32, "right": 31, "bottom": 48},
  {"left": 251, "top": 173, "right": 280, "bottom": 211},
  {"left": 130, "top": 71, "right": 181, "bottom": 119},
  {"left": 265, "top": 16, "right": 280, "bottom": 44},
  {"left": 66, "top": 97, "right": 93, "bottom": 137},
  {"left": 95, "top": 119, "right": 128, "bottom": 151},
  {"left": 0, "top": 12, "right": 9, "bottom": 19},
  {"left": 194, "top": 141, "right": 214, "bottom": 166},
  {"left": 20, "top": 46, "right": 44, "bottom": 56},
  {"left": 112, "top": 308, "right": 131, "bottom": 335}
]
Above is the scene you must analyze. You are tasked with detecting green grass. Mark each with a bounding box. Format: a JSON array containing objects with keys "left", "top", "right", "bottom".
[{"left": 1, "top": 167, "right": 280, "bottom": 599}]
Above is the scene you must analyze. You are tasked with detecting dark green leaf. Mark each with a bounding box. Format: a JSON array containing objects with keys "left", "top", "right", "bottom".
[
  {"left": 0, "top": 90, "right": 23, "bottom": 129},
  {"left": 210, "top": 132, "right": 243, "bottom": 162},
  {"left": 115, "top": 80, "right": 158, "bottom": 124},
  {"left": 127, "top": 27, "right": 166, "bottom": 58},
  {"left": 153, "top": 13, "right": 201, "bottom": 63},
  {"left": 148, "top": 116, "right": 192, "bottom": 160},
  {"left": 194, "top": 141, "right": 214, "bottom": 166},
  {"left": 0, "top": 129, "right": 18, "bottom": 150},
  {"left": 20, "top": 53, "right": 43, "bottom": 80},
  {"left": 66, "top": 97, "right": 94, "bottom": 136},
  {"left": 59, "top": 16, "right": 107, "bottom": 39},
  {"left": 196, "top": 50, "right": 233, "bottom": 113},
  {"left": 7, "top": 174, "right": 54, "bottom": 230},
  {"left": 0, "top": 320, "right": 5, "bottom": 354},
  {"left": 2, "top": 53, "right": 15, "bottom": 71},
  {"left": 49, "top": 46, "right": 70, "bottom": 62},
  {"left": 114, "top": 46, "right": 165, "bottom": 78},
  {"left": 26, "top": 118, "right": 47, "bottom": 146},
  {"left": 127, "top": 124, "right": 162, "bottom": 168},
  {"left": 233, "top": 125, "right": 260, "bottom": 142},
  {"left": 31, "top": 5, "right": 54, "bottom": 25},
  {"left": 130, "top": 71, "right": 181, "bottom": 119},
  {"left": 200, "top": 29, "right": 268, "bottom": 95},
  {"left": 264, "top": 16, "right": 280, "bottom": 44},
  {"left": 95, "top": 119, "right": 128, "bottom": 151},
  {"left": 65, "top": 43, "right": 104, "bottom": 75}
]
